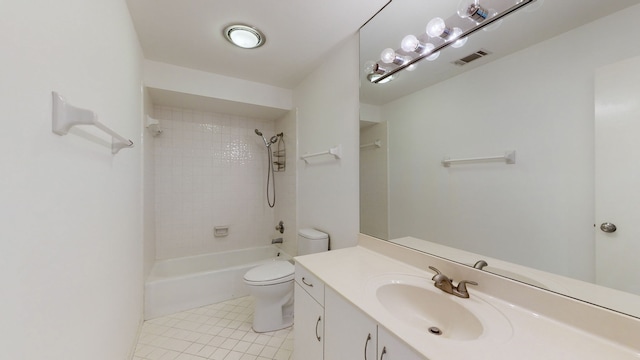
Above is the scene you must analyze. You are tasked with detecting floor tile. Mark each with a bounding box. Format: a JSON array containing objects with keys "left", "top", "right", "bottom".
[{"left": 134, "top": 297, "right": 293, "bottom": 360}]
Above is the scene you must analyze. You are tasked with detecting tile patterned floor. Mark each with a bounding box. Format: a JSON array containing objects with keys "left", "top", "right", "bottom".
[{"left": 133, "top": 297, "right": 293, "bottom": 360}]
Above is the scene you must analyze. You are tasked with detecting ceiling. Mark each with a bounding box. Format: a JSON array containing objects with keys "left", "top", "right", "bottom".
[
  {"left": 126, "top": 0, "right": 639, "bottom": 114},
  {"left": 360, "top": 0, "right": 640, "bottom": 105},
  {"left": 126, "top": 0, "right": 390, "bottom": 90}
]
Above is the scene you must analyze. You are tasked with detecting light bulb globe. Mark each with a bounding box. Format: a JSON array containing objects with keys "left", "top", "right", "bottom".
[
  {"left": 364, "top": 61, "right": 378, "bottom": 74},
  {"left": 457, "top": 0, "right": 478, "bottom": 19},
  {"left": 451, "top": 28, "right": 468, "bottom": 48},
  {"left": 426, "top": 17, "right": 446, "bottom": 38},
  {"left": 367, "top": 73, "right": 397, "bottom": 84},
  {"left": 457, "top": 0, "right": 490, "bottom": 23},
  {"left": 401, "top": 35, "right": 420, "bottom": 52},
  {"left": 380, "top": 48, "right": 397, "bottom": 64},
  {"left": 423, "top": 43, "right": 440, "bottom": 61},
  {"left": 403, "top": 56, "right": 417, "bottom": 71}
]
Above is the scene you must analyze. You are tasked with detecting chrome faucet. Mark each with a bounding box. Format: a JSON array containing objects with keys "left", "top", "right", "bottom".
[
  {"left": 473, "top": 260, "right": 488, "bottom": 270},
  {"left": 271, "top": 237, "right": 283, "bottom": 244},
  {"left": 428, "top": 266, "right": 478, "bottom": 299}
]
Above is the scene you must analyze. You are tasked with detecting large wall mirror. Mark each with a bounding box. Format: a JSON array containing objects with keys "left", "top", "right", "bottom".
[{"left": 359, "top": 0, "right": 640, "bottom": 319}]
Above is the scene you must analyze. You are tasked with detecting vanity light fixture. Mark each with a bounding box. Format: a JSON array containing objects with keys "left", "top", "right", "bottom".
[
  {"left": 458, "top": 0, "right": 490, "bottom": 23},
  {"left": 367, "top": 72, "right": 398, "bottom": 84},
  {"left": 224, "top": 24, "right": 265, "bottom": 49},
  {"left": 401, "top": 35, "right": 441, "bottom": 61},
  {"left": 364, "top": 61, "right": 398, "bottom": 83},
  {"left": 365, "top": 0, "right": 539, "bottom": 84},
  {"left": 380, "top": 48, "right": 406, "bottom": 65},
  {"left": 425, "top": 17, "right": 468, "bottom": 48},
  {"left": 458, "top": 0, "right": 503, "bottom": 31}
]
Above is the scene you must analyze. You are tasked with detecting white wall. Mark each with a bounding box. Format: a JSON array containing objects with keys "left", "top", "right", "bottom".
[
  {"left": 144, "top": 60, "right": 293, "bottom": 111},
  {"left": 360, "top": 103, "right": 382, "bottom": 124},
  {"left": 295, "top": 35, "right": 361, "bottom": 249},
  {"left": 385, "top": 5, "right": 640, "bottom": 281},
  {"left": 360, "top": 122, "right": 388, "bottom": 240},
  {"left": 153, "top": 106, "right": 277, "bottom": 259},
  {"left": 0, "top": 1, "right": 144, "bottom": 359},
  {"left": 143, "top": 89, "right": 156, "bottom": 279},
  {"left": 275, "top": 110, "right": 299, "bottom": 255}
]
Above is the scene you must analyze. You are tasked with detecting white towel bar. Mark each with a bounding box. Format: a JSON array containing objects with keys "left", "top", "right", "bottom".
[
  {"left": 442, "top": 151, "right": 516, "bottom": 167},
  {"left": 301, "top": 144, "right": 342, "bottom": 163},
  {"left": 52, "top": 92, "right": 134, "bottom": 154}
]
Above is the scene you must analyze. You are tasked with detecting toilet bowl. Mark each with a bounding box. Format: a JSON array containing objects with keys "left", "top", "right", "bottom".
[
  {"left": 243, "top": 261, "right": 295, "bottom": 332},
  {"left": 244, "top": 228, "right": 329, "bottom": 333}
]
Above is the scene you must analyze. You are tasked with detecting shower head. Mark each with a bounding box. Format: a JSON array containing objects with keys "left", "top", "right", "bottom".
[
  {"left": 255, "top": 128, "right": 270, "bottom": 147},
  {"left": 269, "top": 135, "right": 278, "bottom": 144}
]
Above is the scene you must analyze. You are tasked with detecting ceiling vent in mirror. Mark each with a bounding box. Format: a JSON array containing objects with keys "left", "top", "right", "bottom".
[{"left": 453, "top": 49, "right": 492, "bottom": 66}]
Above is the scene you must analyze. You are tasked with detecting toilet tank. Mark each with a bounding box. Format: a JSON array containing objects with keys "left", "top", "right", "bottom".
[{"left": 297, "top": 228, "right": 329, "bottom": 256}]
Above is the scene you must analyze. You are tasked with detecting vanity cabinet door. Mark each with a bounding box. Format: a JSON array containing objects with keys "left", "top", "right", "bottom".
[
  {"left": 293, "top": 282, "right": 324, "bottom": 360},
  {"left": 377, "top": 326, "right": 425, "bottom": 360},
  {"left": 325, "top": 287, "right": 378, "bottom": 360}
]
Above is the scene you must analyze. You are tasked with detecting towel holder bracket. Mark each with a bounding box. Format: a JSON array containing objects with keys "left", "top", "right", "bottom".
[{"left": 52, "top": 92, "right": 134, "bottom": 154}]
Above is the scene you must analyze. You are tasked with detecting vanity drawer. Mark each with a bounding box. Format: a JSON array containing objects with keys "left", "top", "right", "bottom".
[{"left": 295, "top": 263, "right": 325, "bottom": 306}]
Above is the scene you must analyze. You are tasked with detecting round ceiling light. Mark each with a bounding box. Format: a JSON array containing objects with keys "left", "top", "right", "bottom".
[{"left": 224, "top": 24, "right": 265, "bottom": 49}]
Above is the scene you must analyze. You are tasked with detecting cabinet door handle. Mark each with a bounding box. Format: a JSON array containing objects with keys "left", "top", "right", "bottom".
[
  {"left": 302, "top": 277, "right": 314, "bottom": 287},
  {"left": 380, "top": 346, "right": 387, "bottom": 360},
  {"left": 315, "top": 316, "right": 322, "bottom": 341},
  {"left": 364, "top": 333, "right": 371, "bottom": 360}
]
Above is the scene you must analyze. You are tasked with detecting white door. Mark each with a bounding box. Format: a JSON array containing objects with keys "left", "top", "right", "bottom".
[{"left": 594, "top": 55, "right": 640, "bottom": 295}]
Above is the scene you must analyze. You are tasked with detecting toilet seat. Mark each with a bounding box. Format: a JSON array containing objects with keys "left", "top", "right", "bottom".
[{"left": 244, "top": 261, "right": 294, "bottom": 286}]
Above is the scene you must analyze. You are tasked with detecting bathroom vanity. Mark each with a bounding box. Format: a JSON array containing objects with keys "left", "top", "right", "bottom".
[
  {"left": 293, "top": 235, "right": 640, "bottom": 360},
  {"left": 293, "top": 262, "right": 423, "bottom": 360}
]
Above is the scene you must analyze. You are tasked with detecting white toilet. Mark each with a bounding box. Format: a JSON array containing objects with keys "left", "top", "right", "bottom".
[{"left": 243, "top": 228, "right": 329, "bottom": 332}]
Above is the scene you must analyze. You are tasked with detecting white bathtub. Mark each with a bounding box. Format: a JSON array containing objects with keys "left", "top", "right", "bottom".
[{"left": 144, "top": 246, "right": 291, "bottom": 319}]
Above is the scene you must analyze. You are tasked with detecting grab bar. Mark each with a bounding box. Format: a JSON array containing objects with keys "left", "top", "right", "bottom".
[
  {"left": 301, "top": 144, "right": 342, "bottom": 163},
  {"left": 52, "top": 92, "right": 134, "bottom": 154},
  {"left": 442, "top": 151, "right": 516, "bottom": 167}
]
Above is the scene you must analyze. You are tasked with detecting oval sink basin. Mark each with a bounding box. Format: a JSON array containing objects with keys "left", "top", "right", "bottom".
[
  {"left": 377, "top": 282, "right": 483, "bottom": 340},
  {"left": 368, "top": 274, "right": 512, "bottom": 342}
]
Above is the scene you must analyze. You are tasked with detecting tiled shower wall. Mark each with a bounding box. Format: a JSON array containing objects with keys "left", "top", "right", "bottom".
[{"left": 153, "top": 106, "right": 278, "bottom": 259}]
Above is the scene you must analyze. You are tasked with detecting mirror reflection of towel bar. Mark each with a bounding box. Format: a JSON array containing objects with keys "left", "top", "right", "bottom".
[
  {"left": 442, "top": 151, "right": 516, "bottom": 167},
  {"left": 360, "top": 140, "right": 382, "bottom": 149}
]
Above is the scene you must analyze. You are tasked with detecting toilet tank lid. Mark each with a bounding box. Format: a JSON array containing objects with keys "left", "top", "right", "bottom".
[
  {"left": 299, "top": 228, "right": 328, "bottom": 240},
  {"left": 244, "top": 261, "right": 294, "bottom": 283}
]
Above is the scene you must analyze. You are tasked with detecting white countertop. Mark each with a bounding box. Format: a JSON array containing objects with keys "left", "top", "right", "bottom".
[
  {"left": 390, "top": 236, "right": 640, "bottom": 318},
  {"left": 295, "top": 244, "right": 640, "bottom": 360}
]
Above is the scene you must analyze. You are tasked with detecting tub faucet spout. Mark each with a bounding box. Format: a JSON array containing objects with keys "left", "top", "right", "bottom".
[{"left": 271, "top": 237, "right": 283, "bottom": 244}]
